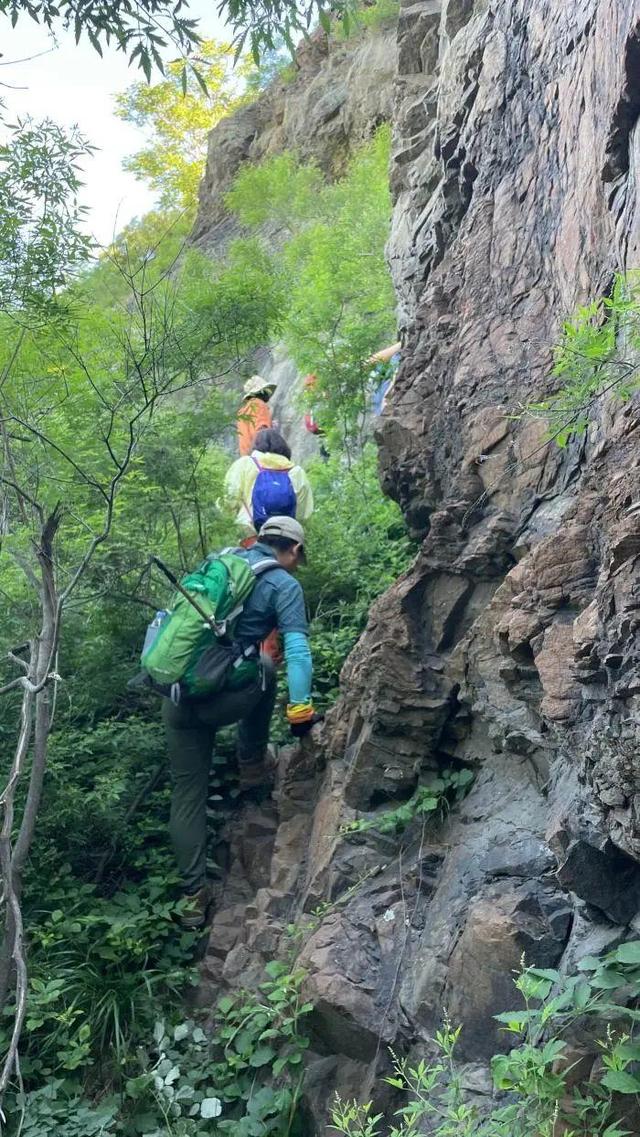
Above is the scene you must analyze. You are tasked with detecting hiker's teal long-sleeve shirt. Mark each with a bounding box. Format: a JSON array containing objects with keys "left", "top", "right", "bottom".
[{"left": 283, "top": 631, "right": 312, "bottom": 704}]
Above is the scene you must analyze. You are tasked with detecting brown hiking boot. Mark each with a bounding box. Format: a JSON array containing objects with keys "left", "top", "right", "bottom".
[
  {"left": 179, "top": 884, "right": 212, "bottom": 930},
  {"left": 237, "top": 748, "right": 278, "bottom": 792}
]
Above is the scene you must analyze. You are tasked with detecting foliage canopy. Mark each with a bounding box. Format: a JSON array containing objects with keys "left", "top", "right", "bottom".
[
  {"left": 0, "top": 0, "right": 200, "bottom": 79},
  {"left": 0, "top": 115, "right": 93, "bottom": 312}
]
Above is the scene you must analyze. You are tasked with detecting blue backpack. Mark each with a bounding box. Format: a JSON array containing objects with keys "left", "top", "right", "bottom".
[{"left": 251, "top": 459, "right": 297, "bottom": 530}]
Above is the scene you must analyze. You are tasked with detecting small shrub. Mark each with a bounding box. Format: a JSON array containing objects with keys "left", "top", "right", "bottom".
[
  {"left": 13, "top": 1080, "right": 119, "bottom": 1137},
  {"left": 527, "top": 272, "right": 640, "bottom": 446},
  {"left": 122, "top": 961, "right": 311, "bottom": 1135},
  {"left": 340, "top": 770, "right": 475, "bottom": 837}
]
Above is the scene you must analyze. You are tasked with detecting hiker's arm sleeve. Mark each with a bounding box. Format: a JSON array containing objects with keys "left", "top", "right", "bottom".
[
  {"left": 283, "top": 631, "right": 312, "bottom": 704},
  {"left": 224, "top": 459, "right": 243, "bottom": 507},
  {"left": 274, "top": 578, "right": 310, "bottom": 702},
  {"left": 296, "top": 473, "right": 314, "bottom": 523}
]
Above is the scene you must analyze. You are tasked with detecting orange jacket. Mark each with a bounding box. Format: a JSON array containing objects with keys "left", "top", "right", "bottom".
[{"left": 237, "top": 397, "right": 272, "bottom": 456}]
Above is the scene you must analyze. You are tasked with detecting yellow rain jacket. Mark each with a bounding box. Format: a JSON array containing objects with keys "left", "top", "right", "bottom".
[{"left": 224, "top": 450, "right": 314, "bottom": 538}]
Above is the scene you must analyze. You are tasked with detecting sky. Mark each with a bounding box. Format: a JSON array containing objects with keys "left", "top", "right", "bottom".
[{"left": 0, "top": 1, "right": 229, "bottom": 244}]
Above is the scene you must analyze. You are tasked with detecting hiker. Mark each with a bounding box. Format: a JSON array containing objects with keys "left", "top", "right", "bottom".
[
  {"left": 224, "top": 427, "right": 314, "bottom": 542},
  {"left": 237, "top": 375, "right": 277, "bottom": 456},
  {"left": 303, "top": 373, "right": 322, "bottom": 437},
  {"left": 161, "top": 517, "right": 316, "bottom": 927},
  {"left": 367, "top": 341, "right": 401, "bottom": 415},
  {"left": 302, "top": 373, "right": 330, "bottom": 460}
]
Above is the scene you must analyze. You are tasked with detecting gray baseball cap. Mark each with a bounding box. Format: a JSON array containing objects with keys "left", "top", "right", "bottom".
[{"left": 258, "top": 515, "right": 306, "bottom": 554}]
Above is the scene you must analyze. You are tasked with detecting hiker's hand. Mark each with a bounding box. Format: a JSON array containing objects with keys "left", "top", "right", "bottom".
[
  {"left": 287, "top": 702, "right": 321, "bottom": 737},
  {"left": 289, "top": 715, "right": 323, "bottom": 737}
]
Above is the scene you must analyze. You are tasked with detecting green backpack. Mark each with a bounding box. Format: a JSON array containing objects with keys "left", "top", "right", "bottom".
[{"left": 141, "top": 549, "right": 279, "bottom": 700}]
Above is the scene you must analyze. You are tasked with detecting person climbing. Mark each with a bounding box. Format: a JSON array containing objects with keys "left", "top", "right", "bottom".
[
  {"left": 224, "top": 427, "right": 314, "bottom": 542},
  {"left": 303, "top": 373, "right": 322, "bottom": 437},
  {"left": 367, "top": 341, "right": 401, "bottom": 415},
  {"left": 302, "top": 373, "right": 330, "bottom": 460},
  {"left": 237, "top": 375, "right": 277, "bottom": 456},
  {"left": 162, "top": 516, "right": 317, "bottom": 929}
]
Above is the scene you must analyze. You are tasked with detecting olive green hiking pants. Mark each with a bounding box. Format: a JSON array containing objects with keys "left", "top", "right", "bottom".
[{"left": 162, "top": 662, "right": 276, "bottom": 894}]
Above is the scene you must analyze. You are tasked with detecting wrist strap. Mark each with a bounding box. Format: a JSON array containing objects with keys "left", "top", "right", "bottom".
[{"left": 287, "top": 702, "right": 314, "bottom": 723}]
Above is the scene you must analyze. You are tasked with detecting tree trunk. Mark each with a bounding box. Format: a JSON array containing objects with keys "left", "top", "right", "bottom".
[
  {"left": 0, "top": 678, "right": 36, "bottom": 1013},
  {"left": 0, "top": 508, "right": 60, "bottom": 1088},
  {"left": 12, "top": 528, "right": 57, "bottom": 885}
]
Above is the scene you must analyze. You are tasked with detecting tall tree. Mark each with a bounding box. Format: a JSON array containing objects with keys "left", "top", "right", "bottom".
[
  {"left": 114, "top": 41, "right": 250, "bottom": 211},
  {"left": 0, "top": 115, "right": 92, "bottom": 312}
]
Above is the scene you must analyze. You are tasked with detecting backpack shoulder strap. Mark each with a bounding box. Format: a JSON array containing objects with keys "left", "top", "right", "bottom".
[{"left": 250, "top": 558, "right": 281, "bottom": 577}]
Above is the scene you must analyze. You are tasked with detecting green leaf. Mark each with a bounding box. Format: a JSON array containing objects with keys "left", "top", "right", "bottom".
[
  {"left": 192, "top": 64, "right": 209, "bottom": 98},
  {"left": 577, "top": 955, "right": 602, "bottom": 971},
  {"left": 615, "top": 942, "right": 640, "bottom": 965},
  {"left": 417, "top": 797, "right": 438, "bottom": 813},
  {"left": 616, "top": 1041, "right": 640, "bottom": 1062},
  {"left": 249, "top": 1044, "right": 276, "bottom": 1068},
  {"left": 201, "top": 1096, "right": 223, "bottom": 1118},
  {"left": 494, "top": 1010, "right": 535, "bottom": 1028},
  {"left": 591, "top": 969, "right": 626, "bottom": 990},
  {"left": 491, "top": 1055, "right": 517, "bottom": 1090},
  {"left": 528, "top": 968, "right": 561, "bottom": 983},
  {"left": 601, "top": 1069, "right": 640, "bottom": 1094},
  {"left": 264, "top": 960, "right": 288, "bottom": 979},
  {"left": 572, "top": 978, "right": 592, "bottom": 1010}
]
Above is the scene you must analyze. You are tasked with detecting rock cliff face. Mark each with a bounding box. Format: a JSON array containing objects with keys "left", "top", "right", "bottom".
[{"left": 196, "top": 2, "right": 640, "bottom": 1131}]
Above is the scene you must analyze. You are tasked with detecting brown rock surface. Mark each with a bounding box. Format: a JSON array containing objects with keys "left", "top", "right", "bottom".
[{"left": 194, "top": 2, "right": 640, "bottom": 1132}]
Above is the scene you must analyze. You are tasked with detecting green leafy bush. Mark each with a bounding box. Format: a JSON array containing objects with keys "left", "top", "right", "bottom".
[
  {"left": 226, "top": 154, "right": 324, "bottom": 228},
  {"left": 13, "top": 1080, "right": 119, "bottom": 1137},
  {"left": 332, "top": 941, "right": 640, "bottom": 1137},
  {"left": 338, "top": 0, "right": 399, "bottom": 36},
  {"left": 9, "top": 960, "right": 313, "bottom": 1136},
  {"left": 302, "top": 447, "right": 413, "bottom": 704}
]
